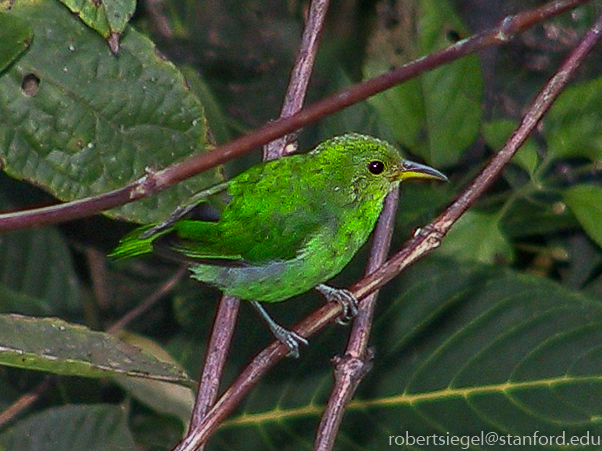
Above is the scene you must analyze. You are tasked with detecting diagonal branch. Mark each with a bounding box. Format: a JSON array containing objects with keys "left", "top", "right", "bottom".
[
  {"left": 172, "top": 6, "right": 602, "bottom": 450},
  {"left": 0, "top": 0, "right": 589, "bottom": 232}
]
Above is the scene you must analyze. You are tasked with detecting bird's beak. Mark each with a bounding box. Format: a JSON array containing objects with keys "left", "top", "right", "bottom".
[{"left": 394, "top": 160, "right": 448, "bottom": 182}]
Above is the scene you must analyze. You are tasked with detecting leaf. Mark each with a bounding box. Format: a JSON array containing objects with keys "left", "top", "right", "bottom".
[
  {"left": 0, "top": 195, "right": 82, "bottom": 315},
  {"left": 501, "top": 197, "right": 577, "bottom": 238},
  {"left": 364, "top": 0, "right": 482, "bottom": 167},
  {"left": 482, "top": 119, "right": 539, "bottom": 175},
  {"left": 544, "top": 75, "right": 602, "bottom": 162},
  {"left": 213, "top": 259, "right": 602, "bottom": 449},
  {"left": 318, "top": 68, "right": 395, "bottom": 140},
  {"left": 0, "top": 0, "right": 221, "bottom": 224},
  {"left": 58, "top": 0, "right": 136, "bottom": 38},
  {"left": 437, "top": 210, "right": 514, "bottom": 264},
  {"left": 563, "top": 184, "right": 602, "bottom": 249},
  {"left": 0, "top": 314, "right": 194, "bottom": 386},
  {"left": 0, "top": 11, "right": 32, "bottom": 73},
  {"left": 0, "top": 404, "right": 137, "bottom": 451},
  {"left": 113, "top": 331, "right": 195, "bottom": 425}
]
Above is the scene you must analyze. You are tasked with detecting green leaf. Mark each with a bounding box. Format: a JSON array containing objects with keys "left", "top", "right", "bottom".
[
  {"left": 0, "top": 12, "right": 32, "bottom": 73},
  {"left": 113, "top": 331, "right": 195, "bottom": 424},
  {"left": 214, "top": 259, "right": 602, "bottom": 449},
  {"left": 502, "top": 197, "right": 577, "bottom": 238},
  {"left": 0, "top": 191, "right": 83, "bottom": 315},
  {"left": 563, "top": 184, "right": 602, "bottom": 249},
  {"left": 58, "top": 0, "right": 136, "bottom": 38},
  {"left": 0, "top": 314, "right": 194, "bottom": 386},
  {"left": 0, "top": 404, "right": 137, "bottom": 451},
  {"left": 482, "top": 119, "right": 539, "bottom": 175},
  {"left": 364, "top": 0, "right": 482, "bottom": 167},
  {"left": 0, "top": 0, "right": 221, "bottom": 224},
  {"left": 545, "top": 75, "right": 602, "bottom": 162},
  {"left": 438, "top": 210, "right": 514, "bottom": 263}
]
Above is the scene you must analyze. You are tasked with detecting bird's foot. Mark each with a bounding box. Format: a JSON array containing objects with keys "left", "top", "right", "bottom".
[
  {"left": 250, "top": 301, "right": 308, "bottom": 358},
  {"left": 270, "top": 323, "right": 309, "bottom": 358},
  {"left": 316, "top": 284, "right": 359, "bottom": 325}
]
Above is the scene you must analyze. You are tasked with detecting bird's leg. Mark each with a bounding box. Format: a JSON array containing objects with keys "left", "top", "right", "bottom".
[
  {"left": 140, "top": 181, "right": 230, "bottom": 239},
  {"left": 315, "top": 284, "right": 359, "bottom": 325},
  {"left": 250, "top": 301, "right": 308, "bottom": 358}
]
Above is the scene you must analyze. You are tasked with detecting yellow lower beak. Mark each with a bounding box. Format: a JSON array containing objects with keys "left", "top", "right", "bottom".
[{"left": 395, "top": 160, "right": 448, "bottom": 182}]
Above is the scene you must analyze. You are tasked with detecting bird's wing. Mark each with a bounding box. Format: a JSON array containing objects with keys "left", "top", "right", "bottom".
[{"left": 110, "top": 181, "right": 231, "bottom": 260}]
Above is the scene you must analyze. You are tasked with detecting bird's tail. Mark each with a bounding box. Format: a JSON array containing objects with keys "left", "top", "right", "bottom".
[{"left": 109, "top": 224, "right": 172, "bottom": 260}]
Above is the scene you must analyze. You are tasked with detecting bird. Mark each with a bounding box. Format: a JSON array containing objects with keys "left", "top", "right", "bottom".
[{"left": 111, "top": 133, "right": 447, "bottom": 357}]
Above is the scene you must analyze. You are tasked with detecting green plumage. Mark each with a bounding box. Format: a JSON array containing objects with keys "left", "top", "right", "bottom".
[{"left": 112, "top": 133, "right": 446, "bottom": 303}]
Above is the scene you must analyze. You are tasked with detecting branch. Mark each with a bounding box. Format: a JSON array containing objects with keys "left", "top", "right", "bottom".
[
  {"left": 313, "top": 188, "right": 399, "bottom": 451},
  {"left": 186, "top": 0, "right": 331, "bottom": 445},
  {"left": 0, "top": 0, "right": 589, "bottom": 232},
  {"left": 172, "top": 5, "right": 602, "bottom": 449}
]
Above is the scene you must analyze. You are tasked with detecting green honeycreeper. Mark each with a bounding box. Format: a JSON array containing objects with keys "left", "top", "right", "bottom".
[{"left": 111, "top": 133, "right": 447, "bottom": 356}]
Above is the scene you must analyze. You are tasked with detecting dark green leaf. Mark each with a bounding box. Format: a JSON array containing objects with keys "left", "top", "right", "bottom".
[
  {"left": 0, "top": 404, "right": 137, "bottom": 451},
  {"left": 0, "top": 0, "right": 221, "bottom": 224},
  {"left": 502, "top": 197, "right": 577, "bottom": 238},
  {"left": 213, "top": 259, "right": 602, "bottom": 449},
  {"left": 113, "top": 332, "right": 194, "bottom": 424},
  {"left": 0, "top": 314, "right": 194, "bottom": 386},
  {"left": 438, "top": 210, "right": 513, "bottom": 263},
  {"left": 364, "top": 0, "right": 482, "bottom": 167},
  {"left": 0, "top": 11, "right": 32, "bottom": 73},
  {"left": 58, "top": 0, "right": 136, "bottom": 38},
  {"left": 564, "top": 184, "right": 602, "bottom": 249},
  {"left": 482, "top": 119, "right": 539, "bottom": 175},
  {"left": 545, "top": 76, "right": 602, "bottom": 162},
  {"left": 0, "top": 213, "right": 82, "bottom": 316}
]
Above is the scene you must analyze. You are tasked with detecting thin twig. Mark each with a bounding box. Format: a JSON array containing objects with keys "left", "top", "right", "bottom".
[
  {"left": 188, "top": 295, "right": 240, "bottom": 434},
  {"left": 185, "top": 0, "right": 331, "bottom": 445},
  {"left": 172, "top": 7, "right": 602, "bottom": 449},
  {"left": 107, "top": 267, "right": 187, "bottom": 334},
  {"left": 0, "top": 376, "right": 54, "bottom": 429},
  {"left": 314, "top": 187, "right": 399, "bottom": 451},
  {"left": 264, "top": 0, "right": 330, "bottom": 160},
  {"left": 0, "top": 0, "right": 589, "bottom": 232}
]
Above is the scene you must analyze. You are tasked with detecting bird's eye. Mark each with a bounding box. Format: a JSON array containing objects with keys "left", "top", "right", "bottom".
[{"left": 368, "top": 160, "right": 385, "bottom": 174}]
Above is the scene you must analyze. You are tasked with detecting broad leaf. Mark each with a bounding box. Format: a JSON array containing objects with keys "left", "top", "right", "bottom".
[
  {"left": 364, "top": 0, "right": 482, "bottom": 167},
  {"left": 0, "top": 0, "right": 221, "bottom": 224},
  {"left": 0, "top": 11, "right": 32, "bottom": 73},
  {"left": 0, "top": 314, "right": 194, "bottom": 386},
  {"left": 212, "top": 259, "right": 602, "bottom": 450},
  {"left": 545, "top": 75, "right": 602, "bottom": 162},
  {"left": 58, "top": 0, "right": 136, "bottom": 38},
  {"left": 438, "top": 210, "right": 513, "bottom": 263},
  {"left": 0, "top": 404, "right": 137, "bottom": 451},
  {"left": 482, "top": 119, "right": 540, "bottom": 175}
]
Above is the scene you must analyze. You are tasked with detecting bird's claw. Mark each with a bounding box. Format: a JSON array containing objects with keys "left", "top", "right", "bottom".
[
  {"left": 272, "top": 326, "right": 308, "bottom": 358},
  {"left": 316, "top": 284, "right": 359, "bottom": 325}
]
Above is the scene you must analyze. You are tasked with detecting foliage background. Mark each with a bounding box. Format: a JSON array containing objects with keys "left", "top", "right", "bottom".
[{"left": 0, "top": 0, "right": 602, "bottom": 450}]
